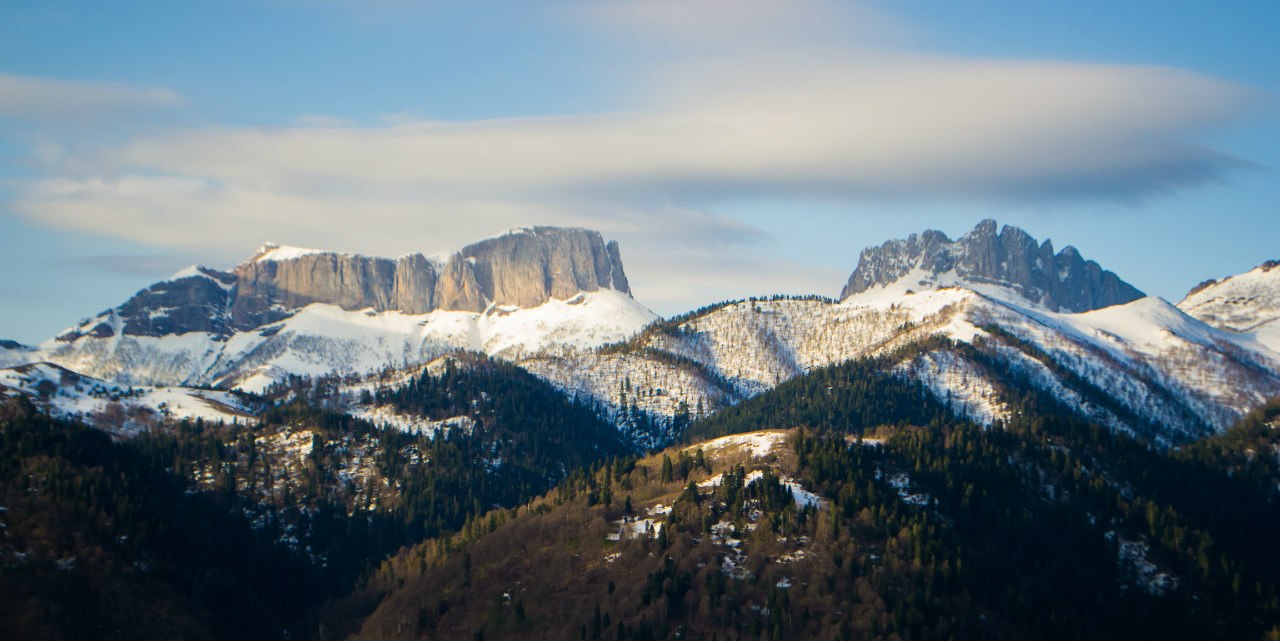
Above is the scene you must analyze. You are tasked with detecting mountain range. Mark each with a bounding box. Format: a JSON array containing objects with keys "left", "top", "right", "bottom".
[
  {"left": 3, "top": 219, "right": 1278, "bottom": 449},
  {"left": 4, "top": 218, "right": 1280, "bottom": 640}
]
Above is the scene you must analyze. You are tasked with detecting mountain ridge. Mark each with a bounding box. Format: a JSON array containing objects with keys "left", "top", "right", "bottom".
[
  {"left": 32, "top": 227, "right": 655, "bottom": 392},
  {"left": 1178, "top": 258, "right": 1280, "bottom": 353},
  {"left": 527, "top": 287, "right": 1280, "bottom": 448},
  {"left": 56, "top": 226, "right": 633, "bottom": 342},
  {"left": 840, "top": 219, "right": 1145, "bottom": 312},
  {"left": 6, "top": 220, "right": 1279, "bottom": 451}
]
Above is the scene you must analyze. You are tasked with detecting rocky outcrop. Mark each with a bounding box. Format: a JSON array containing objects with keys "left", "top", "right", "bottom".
[
  {"left": 58, "top": 227, "right": 636, "bottom": 339},
  {"left": 55, "top": 267, "right": 239, "bottom": 341},
  {"left": 460, "top": 227, "right": 629, "bottom": 309},
  {"left": 840, "top": 219, "right": 1144, "bottom": 312},
  {"left": 229, "top": 252, "right": 418, "bottom": 329}
]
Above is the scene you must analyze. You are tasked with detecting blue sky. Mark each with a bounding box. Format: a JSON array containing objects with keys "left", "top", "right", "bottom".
[{"left": 1, "top": 0, "right": 1277, "bottom": 343}]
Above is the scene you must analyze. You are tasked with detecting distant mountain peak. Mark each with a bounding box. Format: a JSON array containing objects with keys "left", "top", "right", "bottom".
[
  {"left": 56, "top": 226, "right": 637, "bottom": 342},
  {"left": 37, "top": 226, "right": 655, "bottom": 390},
  {"left": 1179, "top": 258, "right": 1280, "bottom": 340},
  {"left": 840, "top": 219, "right": 1144, "bottom": 312}
]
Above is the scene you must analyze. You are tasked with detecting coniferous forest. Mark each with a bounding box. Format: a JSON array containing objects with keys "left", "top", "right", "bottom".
[
  {"left": 0, "top": 356, "right": 630, "bottom": 639},
  {"left": 2, "top": 351, "right": 1279, "bottom": 640}
]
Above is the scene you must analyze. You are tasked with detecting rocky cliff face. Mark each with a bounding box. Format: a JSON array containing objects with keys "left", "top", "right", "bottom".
[
  {"left": 461, "top": 228, "right": 629, "bottom": 309},
  {"left": 840, "top": 219, "right": 1144, "bottom": 312},
  {"left": 53, "top": 266, "right": 240, "bottom": 341},
  {"left": 57, "top": 227, "right": 635, "bottom": 340}
]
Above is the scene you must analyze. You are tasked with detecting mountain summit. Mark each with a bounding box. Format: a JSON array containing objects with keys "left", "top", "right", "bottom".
[
  {"left": 58, "top": 226, "right": 633, "bottom": 341},
  {"left": 1179, "top": 259, "right": 1280, "bottom": 352},
  {"left": 840, "top": 219, "right": 1144, "bottom": 312},
  {"left": 39, "top": 227, "right": 654, "bottom": 390}
]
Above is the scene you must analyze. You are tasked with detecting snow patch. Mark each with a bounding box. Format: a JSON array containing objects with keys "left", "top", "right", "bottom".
[
  {"left": 253, "top": 242, "right": 330, "bottom": 263},
  {"left": 699, "top": 469, "right": 764, "bottom": 489},
  {"left": 347, "top": 406, "right": 476, "bottom": 437},
  {"left": 698, "top": 469, "right": 823, "bottom": 509},
  {"left": 688, "top": 430, "right": 789, "bottom": 460},
  {"left": 608, "top": 516, "right": 664, "bottom": 541},
  {"left": 879, "top": 468, "right": 932, "bottom": 507},
  {"left": 1106, "top": 532, "right": 1179, "bottom": 595}
]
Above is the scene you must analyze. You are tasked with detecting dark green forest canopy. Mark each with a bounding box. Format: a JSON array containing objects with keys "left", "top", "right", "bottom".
[
  {"left": 683, "top": 351, "right": 956, "bottom": 443},
  {"left": 0, "top": 356, "right": 631, "bottom": 640},
  {"left": 2, "top": 352, "right": 1279, "bottom": 640},
  {"left": 349, "top": 387, "right": 1280, "bottom": 641}
]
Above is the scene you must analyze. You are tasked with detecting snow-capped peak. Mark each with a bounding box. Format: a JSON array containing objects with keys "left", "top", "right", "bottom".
[
  {"left": 1179, "top": 260, "right": 1280, "bottom": 332},
  {"left": 168, "top": 265, "right": 206, "bottom": 280},
  {"left": 251, "top": 241, "right": 331, "bottom": 263},
  {"left": 163, "top": 265, "right": 234, "bottom": 289},
  {"left": 1179, "top": 259, "right": 1280, "bottom": 352},
  {"left": 840, "top": 220, "right": 1143, "bottom": 313}
]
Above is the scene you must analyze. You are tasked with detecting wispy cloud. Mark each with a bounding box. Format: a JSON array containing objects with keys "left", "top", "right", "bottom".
[
  {"left": 0, "top": 72, "right": 182, "bottom": 123},
  {"left": 0, "top": 0, "right": 1266, "bottom": 313},
  {"left": 17, "top": 56, "right": 1251, "bottom": 219}
]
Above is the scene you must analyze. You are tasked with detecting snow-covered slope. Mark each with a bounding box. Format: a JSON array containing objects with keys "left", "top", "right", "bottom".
[
  {"left": 37, "top": 289, "right": 656, "bottom": 393},
  {"left": 0, "top": 362, "right": 255, "bottom": 435},
  {"left": 522, "top": 223, "right": 1278, "bottom": 446},
  {"left": 1179, "top": 260, "right": 1280, "bottom": 352},
  {"left": 0, "top": 340, "right": 37, "bottom": 368},
  {"left": 521, "top": 348, "right": 742, "bottom": 449},
  {"left": 478, "top": 290, "right": 658, "bottom": 357},
  {"left": 532, "top": 289, "right": 1280, "bottom": 446},
  {"left": 984, "top": 294, "right": 1280, "bottom": 439}
]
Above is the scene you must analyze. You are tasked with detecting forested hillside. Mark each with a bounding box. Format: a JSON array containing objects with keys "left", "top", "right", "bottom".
[
  {"left": 347, "top": 372, "right": 1280, "bottom": 641},
  {"left": 0, "top": 355, "right": 630, "bottom": 639}
]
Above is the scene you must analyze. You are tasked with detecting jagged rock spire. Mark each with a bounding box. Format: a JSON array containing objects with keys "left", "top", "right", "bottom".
[{"left": 840, "top": 219, "right": 1144, "bottom": 312}]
